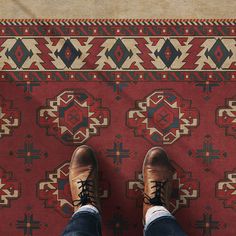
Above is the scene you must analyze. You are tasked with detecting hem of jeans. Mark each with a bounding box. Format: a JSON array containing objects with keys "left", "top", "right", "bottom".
[
  {"left": 62, "top": 211, "right": 101, "bottom": 236},
  {"left": 144, "top": 215, "right": 175, "bottom": 231},
  {"left": 72, "top": 205, "right": 99, "bottom": 217},
  {"left": 72, "top": 210, "right": 101, "bottom": 222}
]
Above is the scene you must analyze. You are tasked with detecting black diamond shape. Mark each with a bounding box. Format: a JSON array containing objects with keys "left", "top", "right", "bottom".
[
  {"left": 6, "top": 39, "right": 33, "bottom": 68},
  {"left": 155, "top": 39, "right": 182, "bottom": 68},
  {"left": 55, "top": 39, "right": 82, "bottom": 68},
  {"left": 205, "top": 39, "right": 233, "bottom": 68},
  {"left": 105, "top": 38, "right": 133, "bottom": 68}
]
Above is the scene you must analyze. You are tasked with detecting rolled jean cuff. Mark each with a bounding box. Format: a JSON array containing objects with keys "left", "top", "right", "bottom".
[
  {"left": 62, "top": 205, "right": 102, "bottom": 236},
  {"left": 144, "top": 206, "right": 175, "bottom": 230},
  {"left": 72, "top": 205, "right": 100, "bottom": 219}
]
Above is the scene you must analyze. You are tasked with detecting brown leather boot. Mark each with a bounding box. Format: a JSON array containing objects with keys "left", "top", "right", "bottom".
[
  {"left": 142, "top": 147, "right": 175, "bottom": 223},
  {"left": 69, "top": 145, "right": 100, "bottom": 212}
]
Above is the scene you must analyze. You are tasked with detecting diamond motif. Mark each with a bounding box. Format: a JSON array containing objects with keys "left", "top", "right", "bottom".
[
  {"left": 105, "top": 38, "right": 133, "bottom": 68},
  {"left": 147, "top": 100, "right": 180, "bottom": 134},
  {"left": 5, "top": 39, "right": 33, "bottom": 68},
  {"left": 205, "top": 39, "right": 233, "bottom": 68},
  {"left": 55, "top": 39, "right": 82, "bottom": 68},
  {"left": 127, "top": 90, "right": 199, "bottom": 144},
  {"left": 155, "top": 39, "right": 181, "bottom": 68},
  {"left": 38, "top": 89, "right": 110, "bottom": 145},
  {"left": 58, "top": 101, "right": 88, "bottom": 134}
]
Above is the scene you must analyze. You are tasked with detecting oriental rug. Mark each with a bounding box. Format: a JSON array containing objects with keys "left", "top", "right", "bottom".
[{"left": 0, "top": 19, "right": 235, "bottom": 236}]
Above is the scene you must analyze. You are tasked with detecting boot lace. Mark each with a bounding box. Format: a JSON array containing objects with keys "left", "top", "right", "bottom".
[
  {"left": 143, "top": 180, "right": 167, "bottom": 206},
  {"left": 72, "top": 179, "right": 96, "bottom": 207}
]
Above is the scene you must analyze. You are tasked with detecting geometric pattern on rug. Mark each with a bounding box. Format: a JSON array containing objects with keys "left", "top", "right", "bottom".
[
  {"left": 0, "top": 95, "right": 21, "bottom": 139},
  {"left": 216, "top": 96, "right": 236, "bottom": 139},
  {"left": 37, "top": 89, "right": 110, "bottom": 145},
  {"left": 215, "top": 169, "right": 236, "bottom": 211},
  {"left": 37, "top": 162, "right": 73, "bottom": 218},
  {"left": 37, "top": 162, "right": 111, "bottom": 218},
  {"left": 125, "top": 160, "right": 200, "bottom": 214},
  {"left": 0, "top": 166, "right": 21, "bottom": 207},
  {"left": 127, "top": 89, "right": 199, "bottom": 144},
  {"left": 0, "top": 19, "right": 235, "bottom": 236}
]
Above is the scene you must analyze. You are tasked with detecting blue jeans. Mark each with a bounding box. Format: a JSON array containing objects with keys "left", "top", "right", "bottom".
[{"left": 62, "top": 209, "right": 187, "bottom": 236}]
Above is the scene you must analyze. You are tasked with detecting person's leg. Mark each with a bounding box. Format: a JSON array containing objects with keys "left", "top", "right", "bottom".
[
  {"left": 61, "top": 145, "right": 102, "bottom": 236},
  {"left": 142, "top": 147, "right": 188, "bottom": 236},
  {"left": 62, "top": 205, "right": 102, "bottom": 236},
  {"left": 144, "top": 206, "right": 187, "bottom": 236}
]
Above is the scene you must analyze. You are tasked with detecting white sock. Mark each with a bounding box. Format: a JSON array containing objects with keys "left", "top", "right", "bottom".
[
  {"left": 145, "top": 206, "right": 174, "bottom": 227},
  {"left": 72, "top": 204, "right": 99, "bottom": 217}
]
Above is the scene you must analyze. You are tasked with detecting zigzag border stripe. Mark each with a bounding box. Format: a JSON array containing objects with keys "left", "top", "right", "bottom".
[{"left": 0, "top": 19, "right": 235, "bottom": 26}]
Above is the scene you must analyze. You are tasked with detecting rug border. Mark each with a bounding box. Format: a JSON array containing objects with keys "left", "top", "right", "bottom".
[{"left": 0, "top": 18, "right": 235, "bottom": 26}]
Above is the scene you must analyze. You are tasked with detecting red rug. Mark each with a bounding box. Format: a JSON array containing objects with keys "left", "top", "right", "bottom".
[{"left": 0, "top": 19, "right": 236, "bottom": 236}]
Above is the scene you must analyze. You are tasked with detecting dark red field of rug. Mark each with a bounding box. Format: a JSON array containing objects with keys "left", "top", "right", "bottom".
[{"left": 0, "top": 19, "right": 236, "bottom": 236}]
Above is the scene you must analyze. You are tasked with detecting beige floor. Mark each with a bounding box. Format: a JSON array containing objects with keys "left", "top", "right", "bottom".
[{"left": 0, "top": 0, "right": 235, "bottom": 19}]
